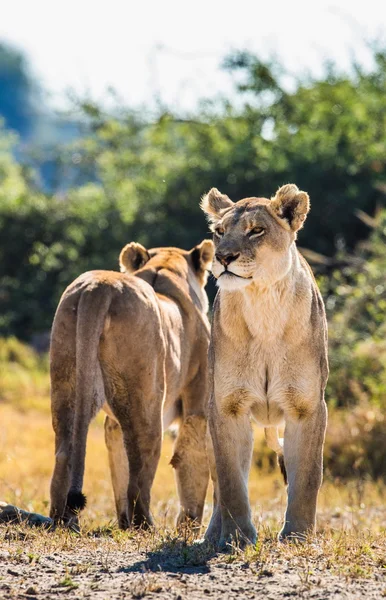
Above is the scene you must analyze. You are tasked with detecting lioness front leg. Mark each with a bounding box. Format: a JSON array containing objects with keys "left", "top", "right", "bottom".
[
  {"left": 171, "top": 371, "right": 210, "bottom": 530},
  {"left": 171, "top": 414, "right": 209, "bottom": 531},
  {"left": 205, "top": 426, "right": 222, "bottom": 543},
  {"left": 280, "top": 400, "right": 327, "bottom": 540},
  {"left": 209, "top": 401, "right": 256, "bottom": 549}
]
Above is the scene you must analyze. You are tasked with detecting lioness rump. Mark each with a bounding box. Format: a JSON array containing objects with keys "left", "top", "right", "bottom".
[
  {"left": 201, "top": 184, "right": 328, "bottom": 547},
  {"left": 49, "top": 241, "right": 213, "bottom": 530}
]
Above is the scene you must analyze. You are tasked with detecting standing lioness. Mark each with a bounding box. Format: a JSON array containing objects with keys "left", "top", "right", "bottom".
[
  {"left": 201, "top": 184, "right": 328, "bottom": 546},
  {"left": 49, "top": 241, "right": 213, "bottom": 530}
]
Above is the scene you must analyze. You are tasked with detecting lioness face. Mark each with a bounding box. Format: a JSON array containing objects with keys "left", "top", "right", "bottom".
[
  {"left": 210, "top": 201, "right": 294, "bottom": 291},
  {"left": 201, "top": 184, "right": 310, "bottom": 291}
]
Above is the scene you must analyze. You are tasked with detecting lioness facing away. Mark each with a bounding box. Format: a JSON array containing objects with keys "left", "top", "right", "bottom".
[
  {"left": 49, "top": 241, "right": 214, "bottom": 530},
  {"left": 201, "top": 184, "right": 328, "bottom": 546}
]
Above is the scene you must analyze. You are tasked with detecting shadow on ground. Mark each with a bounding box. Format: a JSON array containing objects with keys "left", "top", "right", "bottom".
[
  {"left": 0, "top": 502, "right": 218, "bottom": 575},
  {"left": 118, "top": 539, "right": 216, "bottom": 574}
]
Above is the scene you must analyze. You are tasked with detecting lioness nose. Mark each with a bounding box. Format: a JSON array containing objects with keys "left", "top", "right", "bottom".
[{"left": 215, "top": 252, "right": 240, "bottom": 267}]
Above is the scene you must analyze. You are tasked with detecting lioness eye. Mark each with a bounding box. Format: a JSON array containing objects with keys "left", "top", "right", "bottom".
[
  {"left": 215, "top": 227, "right": 225, "bottom": 237},
  {"left": 248, "top": 227, "right": 265, "bottom": 237}
]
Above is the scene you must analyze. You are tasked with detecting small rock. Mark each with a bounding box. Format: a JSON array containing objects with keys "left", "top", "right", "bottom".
[{"left": 26, "top": 586, "right": 38, "bottom": 595}]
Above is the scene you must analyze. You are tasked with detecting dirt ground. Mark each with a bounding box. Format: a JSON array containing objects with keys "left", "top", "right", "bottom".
[
  {"left": 0, "top": 512, "right": 385, "bottom": 600},
  {"left": 0, "top": 548, "right": 383, "bottom": 600}
]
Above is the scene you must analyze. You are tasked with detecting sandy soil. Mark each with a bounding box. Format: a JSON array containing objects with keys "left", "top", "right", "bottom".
[
  {"left": 0, "top": 531, "right": 385, "bottom": 599},
  {"left": 1, "top": 503, "right": 385, "bottom": 599}
]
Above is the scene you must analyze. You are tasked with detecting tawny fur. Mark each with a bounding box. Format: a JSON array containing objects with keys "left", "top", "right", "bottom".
[
  {"left": 201, "top": 183, "right": 328, "bottom": 547},
  {"left": 49, "top": 240, "right": 214, "bottom": 531}
]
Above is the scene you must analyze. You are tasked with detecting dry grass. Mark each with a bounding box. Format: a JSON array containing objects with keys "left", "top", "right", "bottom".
[
  {"left": 0, "top": 406, "right": 385, "bottom": 599},
  {"left": 1, "top": 339, "right": 385, "bottom": 597},
  {"left": 0, "top": 503, "right": 385, "bottom": 585},
  {"left": 1, "top": 403, "right": 385, "bottom": 535}
]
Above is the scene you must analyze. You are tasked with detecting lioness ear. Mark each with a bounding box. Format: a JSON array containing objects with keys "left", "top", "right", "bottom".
[
  {"left": 200, "top": 188, "right": 234, "bottom": 223},
  {"left": 269, "top": 184, "right": 310, "bottom": 232},
  {"left": 119, "top": 242, "right": 150, "bottom": 273},
  {"left": 189, "top": 240, "right": 214, "bottom": 274}
]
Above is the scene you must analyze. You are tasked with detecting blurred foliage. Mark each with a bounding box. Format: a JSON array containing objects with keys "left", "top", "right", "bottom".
[
  {"left": 322, "top": 209, "right": 386, "bottom": 409},
  {"left": 0, "top": 125, "right": 131, "bottom": 337},
  {"left": 0, "top": 48, "right": 385, "bottom": 342},
  {"left": 66, "top": 49, "right": 386, "bottom": 255},
  {"left": 253, "top": 401, "right": 386, "bottom": 482},
  {"left": 324, "top": 403, "right": 385, "bottom": 481}
]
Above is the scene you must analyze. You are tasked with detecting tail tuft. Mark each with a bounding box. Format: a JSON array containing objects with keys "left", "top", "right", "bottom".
[
  {"left": 278, "top": 455, "right": 288, "bottom": 485},
  {"left": 67, "top": 491, "right": 87, "bottom": 512}
]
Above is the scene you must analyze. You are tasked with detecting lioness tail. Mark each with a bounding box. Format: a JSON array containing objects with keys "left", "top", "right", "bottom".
[{"left": 68, "top": 286, "right": 113, "bottom": 512}]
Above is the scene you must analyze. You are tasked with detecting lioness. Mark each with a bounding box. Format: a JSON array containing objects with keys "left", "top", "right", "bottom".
[
  {"left": 201, "top": 184, "right": 328, "bottom": 546},
  {"left": 49, "top": 241, "right": 214, "bottom": 530}
]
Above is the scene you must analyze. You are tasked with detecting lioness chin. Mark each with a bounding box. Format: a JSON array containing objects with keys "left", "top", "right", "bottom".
[
  {"left": 201, "top": 184, "right": 328, "bottom": 548},
  {"left": 49, "top": 241, "right": 214, "bottom": 531}
]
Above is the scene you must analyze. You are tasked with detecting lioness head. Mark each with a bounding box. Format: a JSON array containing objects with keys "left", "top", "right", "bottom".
[
  {"left": 200, "top": 183, "right": 310, "bottom": 291},
  {"left": 119, "top": 240, "right": 214, "bottom": 311}
]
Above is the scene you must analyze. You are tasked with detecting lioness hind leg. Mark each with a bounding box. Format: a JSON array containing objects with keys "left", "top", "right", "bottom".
[
  {"left": 280, "top": 400, "right": 327, "bottom": 541},
  {"left": 50, "top": 415, "right": 72, "bottom": 524},
  {"left": 209, "top": 401, "right": 256, "bottom": 549},
  {"left": 50, "top": 408, "right": 86, "bottom": 529},
  {"left": 110, "top": 390, "right": 163, "bottom": 530},
  {"left": 123, "top": 419, "right": 162, "bottom": 529},
  {"left": 171, "top": 414, "right": 209, "bottom": 531},
  {"left": 104, "top": 416, "right": 129, "bottom": 529},
  {"left": 50, "top": 410, "right": 89, "bottom": 530}
]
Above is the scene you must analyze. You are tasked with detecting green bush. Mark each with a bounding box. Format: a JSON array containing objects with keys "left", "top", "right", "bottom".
[
  {"left": 1, "top": 49, "right": 386, "bottom": 339},
  {"left": 324, "top": 210, "right": 386, "bottom": 410}
]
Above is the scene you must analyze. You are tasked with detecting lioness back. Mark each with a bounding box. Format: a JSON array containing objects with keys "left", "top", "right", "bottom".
[{"left": 54, "top": 268, "right": 163, "bottom": 338}]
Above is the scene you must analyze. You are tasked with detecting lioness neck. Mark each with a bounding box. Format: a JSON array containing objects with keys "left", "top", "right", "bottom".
[{"left": 220, "top": 245, "right": 311, "bottom": 341}]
